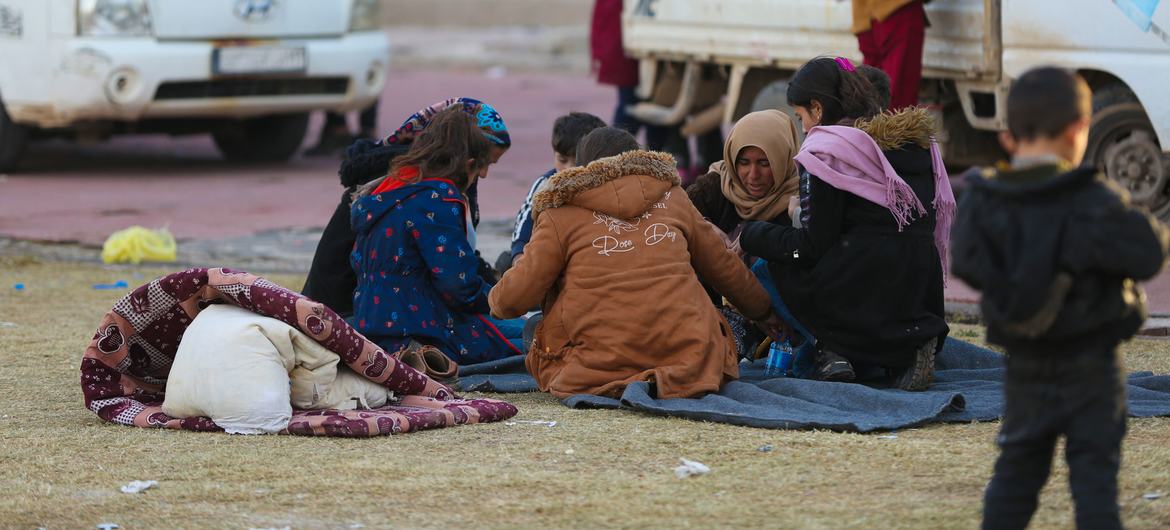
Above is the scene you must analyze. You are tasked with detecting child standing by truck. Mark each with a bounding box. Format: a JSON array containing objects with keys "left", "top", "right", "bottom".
[{"left": 952, "top": 67, "right": 1170, "bottom": 530}]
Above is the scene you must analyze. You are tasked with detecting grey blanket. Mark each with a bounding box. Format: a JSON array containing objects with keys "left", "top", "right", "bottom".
[{"left": 457, "top": 338, "right": 1170, "bottom": 432}]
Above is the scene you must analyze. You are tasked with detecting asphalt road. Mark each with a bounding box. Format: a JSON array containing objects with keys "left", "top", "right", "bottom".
[{"left": 3, "top": 67, "right": 1169, "bottom": 316}]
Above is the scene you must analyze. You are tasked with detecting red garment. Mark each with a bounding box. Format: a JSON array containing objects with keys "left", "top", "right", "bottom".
[
  {"left": 857, "top": 0, "right": 926, "bottom": 110},
  {"left": 590, "top": 0, "right": 639, "bottom": 87},
  {"left": 371, "top": 166, "right": 422, "bottom": 195}
]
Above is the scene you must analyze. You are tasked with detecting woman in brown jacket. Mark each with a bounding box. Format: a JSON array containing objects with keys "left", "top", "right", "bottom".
[{"left": 489, "top": 128, "right": 783, "bottom": 399}]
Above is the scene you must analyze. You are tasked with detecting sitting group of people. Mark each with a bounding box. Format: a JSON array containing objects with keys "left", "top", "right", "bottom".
[
  {"left": 289, "top": 56, "right": 1169, "bottom": 529},
  {"left": 300, "top": 56, "right": 953, "bottom": 398}
]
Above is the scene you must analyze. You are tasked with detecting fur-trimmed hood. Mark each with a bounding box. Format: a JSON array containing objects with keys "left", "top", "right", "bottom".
[
  {"left": 532, "top": 150, "right": 680, "bottom": 219},
  {"left": 855, "top": 106, "right": 936, "bottom": 151}
]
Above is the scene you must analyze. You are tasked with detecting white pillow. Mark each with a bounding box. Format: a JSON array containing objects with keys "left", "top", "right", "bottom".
[
  {"left": 291, "top": 364, "right": 395, "bottom": 411},
  {"left": 163, "top": 304, "right": 396, "bottom": 434},
  {"left": 162, "top": 304, "right": 295, "bottom": 434}
]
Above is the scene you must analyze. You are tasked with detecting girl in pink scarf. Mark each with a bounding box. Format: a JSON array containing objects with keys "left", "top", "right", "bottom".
[{"left": 740, "top": 57, "right": 954, "bottom": 391}]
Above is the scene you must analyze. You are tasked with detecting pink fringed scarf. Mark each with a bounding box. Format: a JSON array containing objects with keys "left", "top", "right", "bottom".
[{"left": 793, "top": 125, "right": 956, "bottom": 278}]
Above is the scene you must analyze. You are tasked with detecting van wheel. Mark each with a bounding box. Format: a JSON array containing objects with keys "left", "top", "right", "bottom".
[
  {"left": 750, "top": 80, "right": 799, "bottom": 121},
  {"left": 0, "top": 95, "right": 30, "bottom": 172},
  {"left": 1086, "top": 88, "right": 1170, "bottom": 220},
  {"left": 212, "top": 113, "right": 310, "bottom": 163}
]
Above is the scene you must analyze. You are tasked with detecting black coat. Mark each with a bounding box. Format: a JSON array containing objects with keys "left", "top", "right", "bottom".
[
  {"left": 686, "top": 171, "right": 790, "bottom": 307},
  {"left": 740, "top": 143, "right": 949, "bottom": 368},
  {"left": 951, "top": 163, "right": 1169, "bottom": 355}
]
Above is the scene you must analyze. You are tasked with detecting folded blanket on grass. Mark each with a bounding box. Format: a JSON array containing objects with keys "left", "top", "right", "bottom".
[
  {"left": 81, "top": 268, "right": 517, "bottom": 437},
  {"left": 459, "top": 338, "right": 1170, "bottom": 432}
]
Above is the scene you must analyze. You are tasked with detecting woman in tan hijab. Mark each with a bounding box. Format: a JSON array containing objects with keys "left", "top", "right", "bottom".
[
  {"left": 684, "top": 109, "right": 802, "bottom": 359},
  {"left": 686, "top": 109, "right": 802, "bottom": 238}
]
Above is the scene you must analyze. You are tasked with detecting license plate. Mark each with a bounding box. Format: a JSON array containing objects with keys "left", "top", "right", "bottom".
[{"left": 213, "top": 46, "right": 306, "bottom": 75}]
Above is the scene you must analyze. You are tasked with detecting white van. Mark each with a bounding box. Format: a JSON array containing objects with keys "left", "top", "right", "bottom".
[
  {"left": 623, "top": 0, "right": 1170, "bottom": 219},
  {"left": 0, "top": 0, "right": 389, "bottom": 170}
]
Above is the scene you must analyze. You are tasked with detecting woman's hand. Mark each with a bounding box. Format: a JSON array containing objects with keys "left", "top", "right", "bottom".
[
  {"left": 714, "top": 227, "right": 746, "bottom": 259},
  {"left": 756, "top": 310, "right": 792, "bottom": 343},
  {"left": 729, "top": 235, "right": 746, "bottom": 260}
]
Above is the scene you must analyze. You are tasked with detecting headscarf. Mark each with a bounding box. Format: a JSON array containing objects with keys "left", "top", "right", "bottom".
[
  {"left": 711, "top": 110, "right": 801, "bottom": 221},
  {"left": 371, "top": 97, "right": 510, "bottom": 228},
  {"left": 382, "top": 97, "right": 511, "bottom": 147}
]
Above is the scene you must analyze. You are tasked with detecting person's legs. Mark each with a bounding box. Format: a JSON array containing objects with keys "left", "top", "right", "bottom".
[
  {"left": 695, "top": 128, "right": 724, "bottom": 170},
  {"left": 644, "top": 123, "right": 669, "bottom": 151},
  {"left": 750, "top": 259, "right": 820, "bottom": 377},
  {"left": 323, "top": 110, "right": 347, "bottom": 131},
  {"left": 664, "top": 126, "right": 691, "bottom": 169},
  {"left": 486, "top": 316, "right": 526, "bottom": 340},
  {"left": 869, "top": 0, "right": 926, "bottom": 109},
  {"left": 1064, "top": 355, "right": 1126, "bottom": 530},
  {"left": 982, "top": 357, "right": 1060, "bottom": 530},
  {"left": 307, "top": 111, "right": 354, "bottom": 156},
  {"left": 856, "top": 28, "right": 881, "bottom": 68},
  {"left": 358, "top": 100, "right": 379, "bottom": 139},
  {"left": 613, "top": 85, "right": 642, "bottom": 134}
]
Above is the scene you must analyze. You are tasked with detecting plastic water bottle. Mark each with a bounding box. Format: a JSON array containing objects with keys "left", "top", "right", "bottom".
[{"left": 765, "top": 339, "right": 794, "bottom": 377}]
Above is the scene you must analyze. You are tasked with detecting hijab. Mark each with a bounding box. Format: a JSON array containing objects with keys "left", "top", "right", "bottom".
[
  {"left": 382, "top": 97, "right": 511, "bottom": 147},
  {"left": 711, "top": 110, "right": 801, "bottom": 221}
]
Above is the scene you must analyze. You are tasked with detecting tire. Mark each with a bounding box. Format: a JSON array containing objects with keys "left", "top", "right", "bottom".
[
  {"left": 211, "top": 112, "right": 310, "bottom": 163},
  {"left": 0, "top": 94, "right": 30, "bottom": 172},
  {"left": 1085, "top": 84, "right": 1170, "bottom": 220},
  {"left": 750, "top": 79, "right": 800, "bottom": 119}
]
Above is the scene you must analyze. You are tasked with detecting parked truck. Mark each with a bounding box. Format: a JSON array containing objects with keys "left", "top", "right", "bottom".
[
  {"left": 0, "top": 0, "right": 389, "bottom": 170},
  {"left": 622, "top": 0, "right": 1170, "bottom": 219}
]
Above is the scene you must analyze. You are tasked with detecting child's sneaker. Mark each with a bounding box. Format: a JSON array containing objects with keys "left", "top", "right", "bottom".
[
  {"left": 814, "top": 348, "right": 855, "bottom": 382},
  {"left": 895, "top": 338, "right": 937, "bottom": 391}
]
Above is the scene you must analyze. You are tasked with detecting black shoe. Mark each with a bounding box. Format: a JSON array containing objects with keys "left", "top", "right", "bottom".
[
  {"left": 895, "top": 338, "right": 937, "bottom": 391},
  {"left": 815, "top": 349, "right": 855, "bottom": 382},
  {"left": 495, "top": 250, "right": 513, "bottom": 276},
  {"left": 522, "top": 314, "right": 542, "bottom": 352}
]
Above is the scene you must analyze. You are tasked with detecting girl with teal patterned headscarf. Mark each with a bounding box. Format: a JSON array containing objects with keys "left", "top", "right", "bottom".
[{"left": 383, "top": 97, "right": 511, "bottom": 147}]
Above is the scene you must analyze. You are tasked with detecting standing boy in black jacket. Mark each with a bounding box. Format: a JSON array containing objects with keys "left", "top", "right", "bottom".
[{"left": 952, "top": 67, "right": 1170, "bottom": 530}]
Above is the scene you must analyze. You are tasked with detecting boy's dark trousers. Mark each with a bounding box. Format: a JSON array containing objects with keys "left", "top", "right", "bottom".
[{"left": 982, "top": 349, "right": 1127, "bottom": 530}]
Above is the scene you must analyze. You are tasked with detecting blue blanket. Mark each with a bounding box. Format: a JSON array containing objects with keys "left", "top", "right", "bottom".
[{"left": 457, "top": 338, "right": 1170, "bottom": 432}]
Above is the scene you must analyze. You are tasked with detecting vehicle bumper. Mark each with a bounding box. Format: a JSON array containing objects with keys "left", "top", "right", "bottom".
[{"left": 7, "top": 31, "right": 388, "bottom": 128}]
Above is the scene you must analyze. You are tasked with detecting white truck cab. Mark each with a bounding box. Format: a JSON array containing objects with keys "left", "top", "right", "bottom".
[
  {"left": 0, "top": 0, "right": 389, "bottom": 170},
  {"left": 623, "top": 0, "right": 1170, "bottom": 220}
]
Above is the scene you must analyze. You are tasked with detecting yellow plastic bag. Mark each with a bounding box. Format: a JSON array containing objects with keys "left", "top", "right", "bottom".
[{"left": 101, "top": 226, "right": 178, "bottom": 264}]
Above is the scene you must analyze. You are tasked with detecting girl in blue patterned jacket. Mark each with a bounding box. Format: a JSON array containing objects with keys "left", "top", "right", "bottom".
[{"left": 350, "top": 107, "right": 522, "bottom": 366}]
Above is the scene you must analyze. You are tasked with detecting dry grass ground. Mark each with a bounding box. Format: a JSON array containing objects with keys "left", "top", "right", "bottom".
[{"left": 1, "top": 257, "right": 1168, "bottom": 529}]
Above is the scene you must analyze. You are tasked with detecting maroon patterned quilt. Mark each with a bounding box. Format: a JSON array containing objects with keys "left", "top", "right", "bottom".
[{"left": 81, "top": 267, "right": 518, "bottom": 437}]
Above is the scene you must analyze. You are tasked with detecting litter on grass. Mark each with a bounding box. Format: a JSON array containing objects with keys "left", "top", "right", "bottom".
[
  {"left": 757, "top": 444, "right": 774, "bottom": 453},
  {"left": 93, "top": 280, "right": 129, "bottom": 290},
  {"left": 101, "top": 226, "right": 177, "bottom": 264},
  {"left": 96, "top": 524, "right": 119, "bottom": 530},
  {"left": 120, "top": 480, "right": 158, "bottom": 494},
  {"left": 877, "top": 434, "right": 899, "bottom": 440},
  {"left": 504, "top": 420, "right": 557, "bottom": 427},
  {"left": 675, "top": 458, "right": 711, "bottom": 479},
  {"left": 1144, "top": 492, "right": 1164, "bottom": 500},
  {"left": 0, "top": 322, "right": 16, "bottom": 328}
]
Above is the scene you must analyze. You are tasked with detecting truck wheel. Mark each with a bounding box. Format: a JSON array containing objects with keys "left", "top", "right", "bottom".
[
  {"left": 212, "top": 113, "right": 310, "bottom": 163},
  {"left": 750, "top": 80, "right": 798, "bottom": 119},
  {"left": 1086, "top": 86, "right": 1170, "bottom": 220},
  {"left": 0, "top": 95, "right": 30, "bottom": 172}
]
